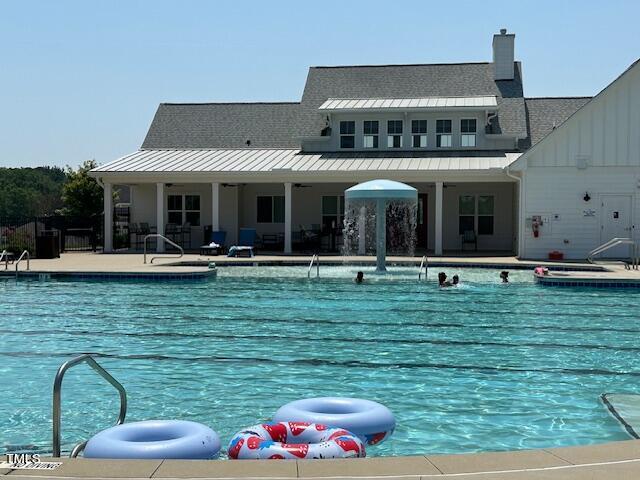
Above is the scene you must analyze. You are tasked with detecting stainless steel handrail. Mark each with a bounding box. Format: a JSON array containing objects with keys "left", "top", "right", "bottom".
[
  {"left": 52, "top": 354, "right": 127, "bottom": 458},
  {"left": 588, "top": 237, "right": 638, "bottom": 269},
  {"left": 143, "top": 234, "right": 184, "bottom": 264},
  {"left": 307, "top": 254, "right": 319, "bottom": 278},
  {"left": 418, "top": 255, "right": 428, "bottom": 281},
  {"left": 0, "top": 250, "right": 8, "bottom": 270},
  {"left": 15, "top": 250, "right": 30, "bottom": 275}
]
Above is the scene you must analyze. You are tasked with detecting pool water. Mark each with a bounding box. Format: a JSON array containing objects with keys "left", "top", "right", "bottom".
[{"left": 1, "top": 266, "right": 638, "bottom": 457}]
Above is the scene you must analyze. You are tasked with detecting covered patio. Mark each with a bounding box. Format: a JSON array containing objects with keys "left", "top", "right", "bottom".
[{"left": 92, "top": 149, "right": 521, "bottom": 256}]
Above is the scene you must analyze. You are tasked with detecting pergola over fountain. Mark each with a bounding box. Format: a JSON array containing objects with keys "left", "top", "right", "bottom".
[{"left": 344, "top": 179, "right": 418, "bottom": 272}]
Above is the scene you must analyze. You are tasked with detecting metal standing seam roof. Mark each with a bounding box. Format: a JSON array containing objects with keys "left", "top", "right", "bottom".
[
  {"left": 91, "top": 149, "right": 521, "bottom": 174},
  {"left": 318, "top": 96, "right": 498, "bottom": 110}
]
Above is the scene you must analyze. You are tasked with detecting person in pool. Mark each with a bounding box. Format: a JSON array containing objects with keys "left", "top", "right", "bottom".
[
  {"left": 438, "top": 272, "right": 452, "bottom": 287},
  {"left": 355, "top": 271, "right": 364, "bottom": 284},
  {"left": 500, "top": 271, "right": 509, "bottom": 283},
  {"left": 452, "top": 275, "right": 459, "bottom": 286}
]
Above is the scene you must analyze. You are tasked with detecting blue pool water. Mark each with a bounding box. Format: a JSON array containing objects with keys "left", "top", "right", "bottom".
[{"left": 1, "top": 266, "right": 638, "bottom": 457}]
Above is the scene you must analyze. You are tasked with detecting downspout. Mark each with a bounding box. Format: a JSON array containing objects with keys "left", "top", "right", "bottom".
[{"left": 505, "top": 165, "right": 524, "bottom": 259}]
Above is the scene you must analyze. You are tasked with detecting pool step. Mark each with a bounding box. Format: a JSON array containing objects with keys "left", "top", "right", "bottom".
[{"left": 601, "top": 393, "right": 640, "bottom": 438}]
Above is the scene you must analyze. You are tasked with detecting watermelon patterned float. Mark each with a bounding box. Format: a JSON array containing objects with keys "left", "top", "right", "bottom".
[{"left": 227, "top": 422, "right": 365, "bottom": 460}]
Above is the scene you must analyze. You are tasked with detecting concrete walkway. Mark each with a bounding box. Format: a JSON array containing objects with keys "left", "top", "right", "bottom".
[{"left": 4, "top": 440, "right": 640, "bottom": 479}]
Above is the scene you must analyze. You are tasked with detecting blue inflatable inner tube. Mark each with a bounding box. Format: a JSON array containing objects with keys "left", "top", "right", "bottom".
[
  {"left": 273, "top": 397, "right": 395, "bottom": 445},
  {"left": 83, "top": 420, "right": 221, "bottom": 459}
]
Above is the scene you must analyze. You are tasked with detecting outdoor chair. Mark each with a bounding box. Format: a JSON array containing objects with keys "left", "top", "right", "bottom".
[
  {"left": 461, "top": 230, "right": 478, "bottom": 252},
  {"left": 200, "top": 230, "right": 226, "bottom": 256},
  {"left": 227, "top": 228, "right": 256, "bottom": 258}
]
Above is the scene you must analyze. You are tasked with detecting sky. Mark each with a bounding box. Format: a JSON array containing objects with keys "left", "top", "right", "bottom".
[{"left": 1, "top": 0, "right": 639, "bottom": 168}]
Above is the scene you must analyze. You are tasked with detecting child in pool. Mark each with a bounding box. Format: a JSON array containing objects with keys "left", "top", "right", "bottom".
[
  {"left": 355, "top": 271, "right": 364, "bottom": 284},
  {"left": 500, "top": 271, "right": 509, "bottom": 283},
  {"left": 452, "top": 275, "right": 460, "bottom": 286},
  {"left": 438, "top": 272, "right": 452, "bottom": 287}
]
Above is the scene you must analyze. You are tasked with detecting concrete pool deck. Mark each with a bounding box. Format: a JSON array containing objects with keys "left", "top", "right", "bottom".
[
  {"left": 4, "top": 440, "right": 640, "bottom": 479},
  {"left": 0, "top": 252, "right": 605, "bottom": 274}
]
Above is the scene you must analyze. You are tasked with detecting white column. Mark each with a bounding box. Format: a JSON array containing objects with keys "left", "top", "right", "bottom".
[
  {"left": 211, "top": 182, "right": 220, "bottom": 232},
  {"left": 156, "top": 182, "right": 165, "bottom": 253},
  {"left": 103, "top": 182, "right": 113, "bottom": 253},
  {"left": 435, "top": 181, "right": 443, "bottom": 256},
  {"left": 284, "top": 182, "right": 292, "bottom": 254}
]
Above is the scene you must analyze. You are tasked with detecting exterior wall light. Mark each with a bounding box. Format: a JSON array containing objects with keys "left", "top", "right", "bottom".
[{"left": 583, "top": 192, "right": 591, "bottom": 202}]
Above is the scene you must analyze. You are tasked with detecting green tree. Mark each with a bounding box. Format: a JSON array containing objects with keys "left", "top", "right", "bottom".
[
  {"left": 59, "top": 160, "right": 104, "bottom": 217},
  {"left": 0, "top": 166, "right": 67, "bottom": 218}
]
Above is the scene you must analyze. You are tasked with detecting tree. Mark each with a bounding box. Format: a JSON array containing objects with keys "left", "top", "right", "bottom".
[
  {"left": 0, "top": 166, "right": 67, "bottom": 218},
  {"left": 59, "top": 160, "right": 104, "bottom": 217}
]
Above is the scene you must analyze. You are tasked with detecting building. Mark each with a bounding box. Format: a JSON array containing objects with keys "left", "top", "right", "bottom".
[{"left": 90, "top": 30, "right": 640, "bottom": 260}]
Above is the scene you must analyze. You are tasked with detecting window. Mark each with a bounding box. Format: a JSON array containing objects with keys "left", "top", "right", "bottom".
[
  {"left": 387, "top": 120, "right": 403, "bottom": 148},
  {"left": 167, "top": 194, "right": 200, "bottom": 226},
  {"left": 321, "top": 196, "right": 345, "bottom": 232},
  {"left": 257, "top": 196, "right": 285, "bottom": 223},
  {"left": 458, "top": 195, "right": 494, "bottom": 235},
  {"left": 461, "top": 119, "right": 477, "bottom": 147},
  {"left": 340, "top": 121, "right": 355, "bottom": 149},
  {"left": 363, "top": 120, "right": 379, "bottom": 148},
  {"left": 436, "top": 119, "right": 452, "bottom": 147},
  {"left": 412, "top": 120, "right": 427, "bottom": 148}
]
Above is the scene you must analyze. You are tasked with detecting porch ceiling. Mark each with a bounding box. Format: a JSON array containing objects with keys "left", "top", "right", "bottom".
[{"left": 91, "top": 149, "right": 521, "bottom": 177}]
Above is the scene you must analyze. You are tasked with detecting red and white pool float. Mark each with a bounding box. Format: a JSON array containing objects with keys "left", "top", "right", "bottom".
[{"left": 227, "top": 422, "right": 365, "bottom": 460}]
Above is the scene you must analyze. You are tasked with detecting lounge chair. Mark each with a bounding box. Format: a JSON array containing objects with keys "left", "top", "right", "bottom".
[
  {"left": 200, "top": 231, "right": 226, "bottom": 256},
  {"left": 461, "top": 230, "right": 478, "bottom": 252},
  {"left": 227, "top": 228, "right": 256, "bottom": 258}
]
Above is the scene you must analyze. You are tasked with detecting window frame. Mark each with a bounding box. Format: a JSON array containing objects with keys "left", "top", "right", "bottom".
[
  {"left": 436, "top": 119, "right": 453, "bottom": 148},
  {"left": 387, "top": 120, "right": 403, "bottom": 148},
  {"left": 167, "top": 193, "right": 201, "bottom": 226},
  {"left": 363, "top": 120, "right": 379, "bottom": 149},
  {"left": 411, "top": 119, "right": 428, "bottom": 148},
  {"left": 321, "top": 195, "right": 345, "bottom": 232},
  {"left": 458, "top": 194, "right": 495, "bottom": 236},
  {"left": 461, "top": 118, "right": 477, "bottom": 148},
  {"left": 257, "top": 195, "right": 285, "bottom": 224},
  {"left": 339, "top": 121, "right": 355, "bottom": 149}
]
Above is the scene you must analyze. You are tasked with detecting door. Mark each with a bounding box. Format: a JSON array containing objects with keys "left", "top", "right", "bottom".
[
  {"left": 417, "top": 194, "right": 428, "bottom": 249},
  {"left": 600, "top": 195, "right": 633, "bottom": 258}
]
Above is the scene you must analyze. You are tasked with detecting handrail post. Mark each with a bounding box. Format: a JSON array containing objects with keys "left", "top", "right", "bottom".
[
  {"left": 52, "top": 354, "right": 127, "bottom": 457},
  {"left": 143, "top": 234, "right": 184, "bottom": 264},
  {"left": 0, "top": 250, "right": 8, "bottom": 270},
  {"left": 15, "top": 250, "right": 30, "bottom": 276}
]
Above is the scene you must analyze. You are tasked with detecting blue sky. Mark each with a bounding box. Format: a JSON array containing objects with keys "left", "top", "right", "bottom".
[{"left": 1, "top": 0, "right": 638, "bottom": 168}]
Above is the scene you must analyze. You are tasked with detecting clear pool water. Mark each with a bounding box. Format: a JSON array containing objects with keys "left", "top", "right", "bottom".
[{"left": 1, "top": 266, "right": 638, "bottom": 457}]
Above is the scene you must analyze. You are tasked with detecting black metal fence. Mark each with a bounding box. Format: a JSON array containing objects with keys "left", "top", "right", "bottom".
[{"left": 0, "top": 215, "right": 104, "bottom": 257}]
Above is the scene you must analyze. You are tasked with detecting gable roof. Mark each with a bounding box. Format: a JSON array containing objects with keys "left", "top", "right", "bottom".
[
  {"left": 141, "top": 102, "right": 301, "bottom": 149},
  {"left": 523, "top": 97, "right": 591, "bottom": 147},
  {"left": 298, "top": 62, "right": 526, "bottom": 139}
]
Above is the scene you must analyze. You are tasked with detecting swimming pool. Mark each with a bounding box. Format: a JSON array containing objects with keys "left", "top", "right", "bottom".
[{"left": 1, "top": 266, "right": 638, "bottom": 457}]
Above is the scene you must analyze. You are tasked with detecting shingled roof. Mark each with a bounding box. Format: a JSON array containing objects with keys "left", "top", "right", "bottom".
[
  {"left": 141, "top": 102, "right": 301, "bottom": 149},
  {"left": 523, "top": 97, "right": 591, "bottom": 147},
  {"left": 298, "top": 62, "right": 527, "bottom": 139}
]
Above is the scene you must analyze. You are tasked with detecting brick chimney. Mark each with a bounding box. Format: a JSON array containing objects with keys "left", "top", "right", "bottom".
[{"left": 492, "top": 28, "right": 515, "bottom": 80}]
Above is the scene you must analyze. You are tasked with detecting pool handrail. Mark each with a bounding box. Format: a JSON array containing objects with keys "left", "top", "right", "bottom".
[
  {"left": 418, "top": 255, "right": 428, "bottom": 281},
  {"left": 588, "top": 237, "right": 638, "bottom": 269},
  {"left": 15, "top": 250, "right": 30, "bottom": 276},
  {"left": 52, "top": 354, "right": 127, "bottom": 458},
  {"left": 143, "top": 234, "right": 184, "bottom": 264},
  {"left": 0, "top": 250, "right": 8, "bottom": 270},
  {"left": 307, "top": 253, "right": 319, "bottom": 278}
]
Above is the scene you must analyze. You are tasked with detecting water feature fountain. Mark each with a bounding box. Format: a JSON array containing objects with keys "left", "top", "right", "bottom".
[{"left": 343, "top": 179, "right": 418, "bottom": 272}]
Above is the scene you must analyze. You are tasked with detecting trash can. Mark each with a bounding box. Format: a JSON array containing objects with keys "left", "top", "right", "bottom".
[{"left": 36, "top": 230, "right": 60, "bottom": 259}]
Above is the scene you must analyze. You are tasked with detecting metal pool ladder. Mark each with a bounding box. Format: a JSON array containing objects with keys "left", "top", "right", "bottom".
[
  {"left": 0, "top": 250, "right": 9, "bottom": 270},
  {"left": 52, "top": 354, "right": 127, "bottom": 458},
  {"left": 143, "top": 234, "right": 184, "bottom": 264},
  {"left": 15, "top": 250, "right": 30, "bottom": 277},
  {"left": 308, "top": 253, "right": 319, "bottom": 278},
  {"left": 418, "top": 255, "right": 428, "bottom": 281}
]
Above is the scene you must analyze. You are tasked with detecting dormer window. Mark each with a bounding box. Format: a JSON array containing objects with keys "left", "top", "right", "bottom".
[
  {"left": 340, "top": 121, "right": 355, "bottom": 148},
  {"left": 412, "top": 120, "right": 427, "bottom": 148},
  {"left": 436, "top": 120, "right": 452, "bottom": 148},
  {"left": 387, "top": 120, "right": 403, "bottom": 148},
  {"left": 363, "top": 121, "right": 379, "bottom": 148},
  {"left": 461, "top": 119, "right": 477, "bottom": 147}
]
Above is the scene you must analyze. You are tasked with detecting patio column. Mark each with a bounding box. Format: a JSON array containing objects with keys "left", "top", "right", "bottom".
[
  {"left": 156, "top": 182, "right": 165, "bottom": 253},
  {"left": 435, "top": 181, "right": 443, "bottom": 256},
  {"left": 103, "top": 182, "right": 113, "bottom": 253},
  {"left": 211, "top": 182, "right": 220, "bottom": 232},
  {"left": 284, "top": 182, "right": 292, "bottom": 254}
]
